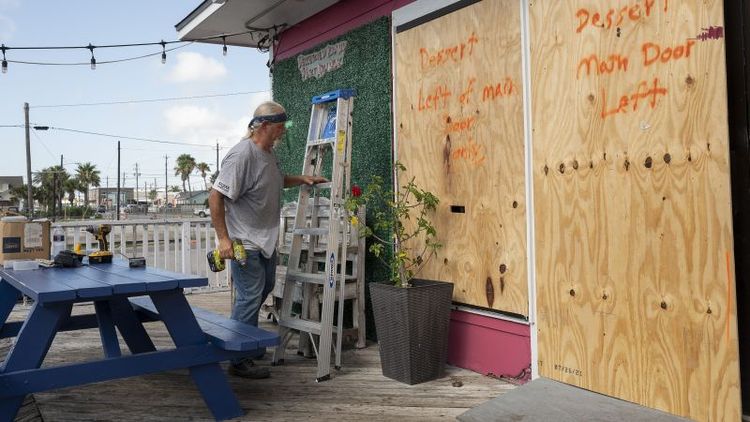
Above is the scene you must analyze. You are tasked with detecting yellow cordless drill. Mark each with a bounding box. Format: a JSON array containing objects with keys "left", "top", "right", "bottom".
[
  {"left": 207, "top": 239, "right": 247, "bottom": 272},
  {"left": 85, "top": 224, "right": 114, "bottom": 264}
]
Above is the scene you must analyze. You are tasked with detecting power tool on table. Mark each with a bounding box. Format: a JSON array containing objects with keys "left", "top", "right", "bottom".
[
  {"left": 207, "top": 239, "right": 247, "bottom": 272},
  {"left": 85, "top": 224, "right": 114, "bottom": 264}
]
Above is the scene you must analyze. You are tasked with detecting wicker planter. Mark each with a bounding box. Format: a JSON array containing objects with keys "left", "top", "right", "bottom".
[{"left": 369, "top": 279, "right": 454, "bottom": 384}]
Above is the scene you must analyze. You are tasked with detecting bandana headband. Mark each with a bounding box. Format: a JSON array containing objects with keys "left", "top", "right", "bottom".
[{"left": 248, "top": 112, "right": 288, "bottom": 128}]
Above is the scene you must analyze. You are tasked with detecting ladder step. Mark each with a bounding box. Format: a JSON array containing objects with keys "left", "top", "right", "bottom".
[
  {"left": 279, "top": 317, "right": 341, "bottom": 335},
  {"left": 305, "top": 182, "right": 332, "bottom": 190},
  {"left": 293, "top": 228, "right": 328, "bottom": 236},
  {"left": 286, "top": 270, "right": 357, "bottom": 285},
  {"left": 280, "top": 318, "right": 321, "bottom": 335},
  {"left": 308, "top": 137, "right": 336, "bottom": 146}
]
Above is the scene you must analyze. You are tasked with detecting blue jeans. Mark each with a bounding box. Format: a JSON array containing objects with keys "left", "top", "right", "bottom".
[{"left": 230, "top": 249, "right": 276, "bottom": 361}]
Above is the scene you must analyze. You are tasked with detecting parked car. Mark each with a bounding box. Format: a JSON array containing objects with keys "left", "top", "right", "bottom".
[
  {"left": 96, "top": 205, "right": 106, "bottom": 213},
  {"left": 193, "top": 208, "right": 211, "bottom": 218}
]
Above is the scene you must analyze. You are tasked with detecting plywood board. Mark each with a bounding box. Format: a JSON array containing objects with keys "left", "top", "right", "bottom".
[
  {"left": 394, "top": 0, "right": 528, "bottom": 316},
  {"left": 529, "top": 1, "right": 741, "bottom": 420}
]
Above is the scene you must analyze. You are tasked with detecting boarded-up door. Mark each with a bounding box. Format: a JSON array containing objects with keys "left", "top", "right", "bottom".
[
  {"left": 394, "top": 0, "right": 529, "bottom": 317},
  {"left": 530, "top": 0, "right": 741, "bottom": 420}
]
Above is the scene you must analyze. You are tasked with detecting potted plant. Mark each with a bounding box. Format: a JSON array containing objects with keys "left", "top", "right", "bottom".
[{"left": 345, "top": 163, "right": 454, "bottom": 385}]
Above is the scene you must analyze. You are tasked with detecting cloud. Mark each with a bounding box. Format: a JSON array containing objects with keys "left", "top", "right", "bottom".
[
  {"left": 165, "top": 52, "right": 227, "bottom": 83},
  {"left": 162, "top": 92, "right": 272, "bottom": 148}
]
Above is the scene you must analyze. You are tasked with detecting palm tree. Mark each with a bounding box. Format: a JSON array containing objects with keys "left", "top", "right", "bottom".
[
  {"left": 33, "top": 166, "right": 68, "bottom": 213},
  {"left": 9, "top": 184, "right": 28, "bottom": 206},
  {"left": 76, "top": 162, "right": 101, "bottom": 206},
  {"left": 63, "top": 178, "right": 80, "bottom": 206},
  {"left": 195, "top": 162, "right": 211, "bottom": 190},
  {"left": 174, "top": 154, "right": 197, "bottom": 192}
]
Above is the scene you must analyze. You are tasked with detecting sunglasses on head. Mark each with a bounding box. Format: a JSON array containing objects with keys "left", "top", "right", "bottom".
[{"left": 248, "top": 112, "right": 288, "bottom": 128}]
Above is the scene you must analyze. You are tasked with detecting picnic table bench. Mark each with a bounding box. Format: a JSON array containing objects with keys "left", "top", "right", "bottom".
[{"left": 0, "top": 260, "right": 279, "bottom": 421}]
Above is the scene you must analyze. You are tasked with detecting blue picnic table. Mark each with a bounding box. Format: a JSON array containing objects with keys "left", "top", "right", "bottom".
[{"left": 0, "top": 260, "right": 279, "bottom": 421}]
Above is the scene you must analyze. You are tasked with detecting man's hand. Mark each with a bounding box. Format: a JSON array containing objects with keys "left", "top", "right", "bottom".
[
  {"left": 284, "top": 175, "right": 328, "bottom": 188},
  {"left": 301, "top": 175, "right": 328, "bottom": 185},
  {"left": 218, "top": 237, "right": 234, "bottom": 260}
]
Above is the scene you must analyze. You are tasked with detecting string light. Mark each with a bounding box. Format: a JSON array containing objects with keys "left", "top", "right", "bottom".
[
  {"left": 1, "top": 44, "right": 7, "bottom": 74},
  {"left": 0, "top": 29, "right": 263, "bottom": 70},
  {"left": 87, "top": 44, "right": 96, "bottom": 70}
]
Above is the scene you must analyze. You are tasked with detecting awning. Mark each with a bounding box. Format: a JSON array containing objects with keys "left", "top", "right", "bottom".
[{"left": 175, "top": 0, "right": 340, "bottom": 48}]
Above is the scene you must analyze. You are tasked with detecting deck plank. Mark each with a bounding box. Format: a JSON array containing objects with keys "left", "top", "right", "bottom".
[{"left": 6, "top": 290, "right": 513, "bottom": 421}]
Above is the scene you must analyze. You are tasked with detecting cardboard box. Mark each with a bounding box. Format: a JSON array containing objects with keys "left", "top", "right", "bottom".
[{"left": 0, "top": 220, "right": 51, "bottom": 263}]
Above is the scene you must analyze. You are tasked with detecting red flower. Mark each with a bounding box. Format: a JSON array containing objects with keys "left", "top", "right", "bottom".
[{"left": 351, "top": 185, "right": 362, "bottom": 197}]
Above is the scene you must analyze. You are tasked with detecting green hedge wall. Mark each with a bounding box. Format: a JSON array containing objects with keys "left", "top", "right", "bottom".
[{"left": 272, "top": 17, "right": 393, "bottom": 339}]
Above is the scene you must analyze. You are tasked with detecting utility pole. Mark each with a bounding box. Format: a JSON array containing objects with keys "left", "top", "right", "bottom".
[
  {"left": 164, "top": 155, "right": 168, "bottom": 212},
  {"left": 24, "top": 103, "right": 33, "bottom": 217},
  {"left": 133, "top": 163, "right": 141, "bottom": 203},
  {"left": 59, "top": 154, "right": 63, "bottom": 212},
  {"left": 116, "top": 141, "right": 121, "bottom": 221},
  {"left": 216, "top": 141, "right": 220, "bottom": 171}
]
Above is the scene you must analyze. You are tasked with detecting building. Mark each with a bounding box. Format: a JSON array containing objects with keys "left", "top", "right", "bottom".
[
  {"left": 175, "top": 190, "right": 209, "bottom": 206},
  {"left": 176, "top": 1, "right": 749, "bottom": 420},
  {"left": 0, "top": 176, "right": 24, "bottom": 208},
  {"left": 91, "top": 187, "right": 135, "bottom": 208}
]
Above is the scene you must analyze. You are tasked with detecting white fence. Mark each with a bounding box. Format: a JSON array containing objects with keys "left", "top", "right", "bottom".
[{"left": 54, "top": 219, "right": 230, "bottom": 291}]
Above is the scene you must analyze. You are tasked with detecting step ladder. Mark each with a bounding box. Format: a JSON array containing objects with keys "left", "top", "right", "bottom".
[{"left": 272, "top": 89, "right": 359, "bottom": 382}]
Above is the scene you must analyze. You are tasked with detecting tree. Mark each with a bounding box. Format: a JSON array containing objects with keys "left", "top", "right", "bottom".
[
  {"left": 170, "top": 185, "right": 181, "bottom": 193},
  {"left": 8, "top": 184, "right": 28, "bottom": 206},
  {"left": 63, "top": 178, "right": 80, "bottom": 206},
  {"left": 33, "top": 166, "right": 68, "bottom": 213},
  {"left": 174, "top": 154, "right": 196, "bottom": 192},
  {"left": 195, "top": 162, "right": 211, "bottom": 190},
  {"left": 76, "top": 162, "right": 101, "bottom": 206},
  {"left": 148, "top": 189, "right": 158, "bottom": 202}
]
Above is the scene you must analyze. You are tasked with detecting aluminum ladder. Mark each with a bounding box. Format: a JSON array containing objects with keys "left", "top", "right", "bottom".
[{"left": 272, "top": 89, "right": 357, "bottom": 382}]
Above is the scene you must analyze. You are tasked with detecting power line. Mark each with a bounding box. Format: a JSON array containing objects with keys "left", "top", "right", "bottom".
[
  {"left": 45, "top": 126, "right": 217, "bottom": 148},
  {"left": 32, "top": 90, "right": 270, "bottom": 109}
]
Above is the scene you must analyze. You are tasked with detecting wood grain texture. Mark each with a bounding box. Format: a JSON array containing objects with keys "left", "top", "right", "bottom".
[
  {"left": 2, "top": 292, "right": 514, "bottom": 421},
  {"left": 530, "top": 0, "right": 740, "bottom": 420},
  {"left": 394, "top": 0, "right": 529, "bottom": 316}
]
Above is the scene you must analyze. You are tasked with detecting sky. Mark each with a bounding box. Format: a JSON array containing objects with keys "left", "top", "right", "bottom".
[{"left": 0, "top": 0, "right": 271, "bottom": 193}]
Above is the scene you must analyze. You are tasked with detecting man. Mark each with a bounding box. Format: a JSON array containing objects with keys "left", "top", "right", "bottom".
[{"left": 209, "top": 100, "right": 326, "bottom": 379}]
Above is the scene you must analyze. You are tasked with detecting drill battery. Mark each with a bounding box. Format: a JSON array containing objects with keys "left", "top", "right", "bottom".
[{"left": 207, "top": 240, "right": 247, "bottom": 272}]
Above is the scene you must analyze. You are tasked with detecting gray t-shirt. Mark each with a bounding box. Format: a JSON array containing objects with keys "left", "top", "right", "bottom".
[{"left": 213, "top": 138, "right": 284, "bottom": 258}]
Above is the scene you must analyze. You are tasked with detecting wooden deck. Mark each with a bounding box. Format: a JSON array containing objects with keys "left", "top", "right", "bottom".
[{"left": 5, "top": 290, "right": 515, "bottom": 421}]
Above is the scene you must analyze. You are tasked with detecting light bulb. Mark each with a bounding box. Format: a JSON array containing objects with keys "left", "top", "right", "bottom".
[
  {"left": 90, "top": 56, "right": 96, "bottom": 70},
  {"left": 1, "top": 60, "right": 6, "bottom": 74},
  {"left": 161, "top": 52, "right": 167, "bottom": 64}
]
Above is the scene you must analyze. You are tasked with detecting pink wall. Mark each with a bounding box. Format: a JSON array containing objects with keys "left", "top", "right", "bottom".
[
  {"left": 448, "top": 310, "right": 531, "bottom": 381},
  {"left": 275, "top": 0, "right": 414, "bottom": 61}
]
